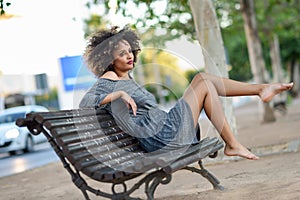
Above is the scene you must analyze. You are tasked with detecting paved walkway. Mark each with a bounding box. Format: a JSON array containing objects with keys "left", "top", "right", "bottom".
[
  {"left": 201, "top": 97, "right": 300, "bottom": 162},
  {"left": 0, "top": 97, "right": 299, "bottom": 200}
]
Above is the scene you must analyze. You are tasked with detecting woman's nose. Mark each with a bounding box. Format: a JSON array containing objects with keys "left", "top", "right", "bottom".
[{"left": 127, "top": 52, "right": 133, "bottom": 59}]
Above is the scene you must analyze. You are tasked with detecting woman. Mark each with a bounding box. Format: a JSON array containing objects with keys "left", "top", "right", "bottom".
[{"left": 79, "top": 26, "right": 293, "bottom": 160}]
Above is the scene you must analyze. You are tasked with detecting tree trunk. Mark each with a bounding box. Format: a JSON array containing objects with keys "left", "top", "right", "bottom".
[
  {"left": 189, "top": 0, "right": 238, "bottom": 137},
  {"left": 240, "top": 0, "right": 276, "bottom": 123},
  {"left": 270, "top": 34, "right": 288, "bottom": 114},
  {"left": 291, "top": 60, "right": 300, "bottom": 96},
  {"left": 270, "top": 35, "right": 284, "bottom": 83}
]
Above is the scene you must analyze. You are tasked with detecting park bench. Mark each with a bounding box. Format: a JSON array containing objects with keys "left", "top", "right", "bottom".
[{"left": 16, "top": 107, "right": 224, "bottom": 200}]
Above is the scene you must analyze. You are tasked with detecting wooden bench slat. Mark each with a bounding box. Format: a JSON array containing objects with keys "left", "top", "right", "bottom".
[
  {"left": 32, "top": 108, "right": 107, "bottom": 122},
  {"left": 77, "top": 145, "right": 143, "bottom": 170},
  {"left": 81, "top": 149, "right": 144, "bottom": 171},
  {"left": 55, "top": 129, "right": 129, "bottom": 148},
  {"left": 42, "top": 114, "right": 115, "bottom": 129},
  {"left": 49, "top": 121, "right": 117, "bottom": 137},
  {"left": 82, "top": 164, "right": 135, "bottom": 183},
  {"left": 65, "top": 138, "right": 140, "bottom": 164},
  {"left": 163, "top": 142, "right": 224, "bottom": 174},
  {"left": 34, "top": 109, "right": 112, "bottom": 125},
  {"left": 28, "top": 110, "right": 76, "bottom": 123},
  {"left": 77, "top": 155, "right": 145, "bottom": 182},
  {"left": 84, "top": 154, "right": 146, "bottom": 182},
  {"left": 48, "top": 122, "right": 122, "bottom": 143},
  {"left": 81, "top": 163, "right": 109, "bottom": 177},
  {"left": 64, "top": 131, "right": 131, "bottom": 153},
  {"left": 62, "top": 130, "right": 107, "bottom": 147},
  {"left": 153, "top": 137, "right": 218, "bottom": 166},
  {"left": 25, "top": 111, "right": 54, "bottom": 121}
]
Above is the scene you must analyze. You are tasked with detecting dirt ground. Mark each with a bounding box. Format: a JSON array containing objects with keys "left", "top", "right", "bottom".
[
  {"left": 0, "top": 151, "right": 299, "bottom": 200},
  {"left": 0, "top": 98, "right": 300, "bottom": 200},
  {"left": 156, "top": 151, "right": 300, "bottom": 200}
]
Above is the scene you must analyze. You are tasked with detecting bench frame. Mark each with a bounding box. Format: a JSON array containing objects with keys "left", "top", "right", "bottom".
[{"left": 17, "top": 108, "right": 224, "bottom": 200}]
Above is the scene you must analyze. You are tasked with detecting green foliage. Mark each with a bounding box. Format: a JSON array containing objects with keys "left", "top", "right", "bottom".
[
  {"left": 2, "top": 1, "right": 299, "bottom": 82},
  {"left": 86, "top": 0, "right": 196, "bottom": 43},
  {"left": 185, "top": 69, "right": 201, "bottom": 83},
  {"left": 85, "top": 0, "right": 253, "bottom": 81},
  {"left": 280, "top": 38, "right": 300, "bottom": 65},
  {"left": 83, "top": 0, "right": 299, "bottom": 82},
  {"left": 134, "top": 49, "right": 189, "bottom": 101},
  {"left": 126, "top": 0, "right": 194, "bottom": 36},
  {"left": 35, "top": 88, "right": 59, "bottom": 110},
  {"left": 222, "top": 20, "right": 252, "bottom": 80},
  {"left": 218, "top": 1, "right": 253, "bottom": 81},
  {"left": 254, "top": 0, "right": 300, "bottom": 70},
  {"left": 217, "top": 0, "right": 300, "bottom": 81},
  {"left": 83, "top": 14, "right": 109, "bottom": 38}
]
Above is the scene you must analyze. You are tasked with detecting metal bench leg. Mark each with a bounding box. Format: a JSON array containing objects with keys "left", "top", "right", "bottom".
[
  {"left": 144, "top": 171, "right": 172, "bottom": 200},
  {"left": 81, "top": 189, "right": 91, "bottom": 200},
  {"left": 198, "top": 160, "right": 224, "bottom": 190},
  {"left": 184, "top": 160, "right": 224, "bottom": 191},
  {"left": 108, "top": 170, "right": 171, "bottom": 200}
]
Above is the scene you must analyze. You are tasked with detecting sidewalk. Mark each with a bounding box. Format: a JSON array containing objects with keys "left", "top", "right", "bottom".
[
  {"left": 158, "top": 97, "right": 300, "bottom": 200},
  {"left": 0, "top": 98, "right": 299, "bottom": 200},
  {"left": 234, "top": 97, "right": 300, "bottom": 157},
  {"left": 201, "top": 97, "right": 300, "bottom": 161}
]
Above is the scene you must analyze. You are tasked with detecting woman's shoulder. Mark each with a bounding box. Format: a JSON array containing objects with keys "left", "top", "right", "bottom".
[
  {"left": 100, "top": 71, "right": 134, "bottom": 83},
  {"left": 100, "top": 71, "right": 120, "bottom": 80}
]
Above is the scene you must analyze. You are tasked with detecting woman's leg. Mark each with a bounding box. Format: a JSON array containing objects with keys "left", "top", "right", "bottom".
[
  {"left": 196, "top": 72, "right": 293, "bottom": 102},
  {"left": 182, "top": 72, "right": 293, "bottom": 160},
  {"left": 183, "top": 78, "right": 259, "bottom": 160}
]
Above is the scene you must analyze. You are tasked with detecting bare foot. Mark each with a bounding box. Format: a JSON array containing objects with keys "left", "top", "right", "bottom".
[
  {"left": 224, "top": 144, "right": 259, "bottom": 160},
  {"left": 260, "top": 82, "right": 294, "bottom": 103}
]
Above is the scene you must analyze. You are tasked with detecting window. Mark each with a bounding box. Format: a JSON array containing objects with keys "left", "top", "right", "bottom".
[{"left": 0, "top": 112, "right": 26, "bottom": 124}]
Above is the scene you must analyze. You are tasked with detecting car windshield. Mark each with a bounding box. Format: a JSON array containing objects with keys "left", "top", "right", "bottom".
[{"left": 0, "top": 112, "right": 26, "bottom": 124}]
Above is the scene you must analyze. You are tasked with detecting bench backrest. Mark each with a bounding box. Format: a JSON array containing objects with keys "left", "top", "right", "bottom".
[{"left": 25, "top": 108, "right": 147, "bottom": 183}]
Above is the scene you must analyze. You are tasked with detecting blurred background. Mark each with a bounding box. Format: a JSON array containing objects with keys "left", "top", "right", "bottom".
[
  {"left": 0, "top": 0, "right": 299, "bottom": 117},
  {"left": 0, "top": 0, "right": 299, "bottom": 177}
]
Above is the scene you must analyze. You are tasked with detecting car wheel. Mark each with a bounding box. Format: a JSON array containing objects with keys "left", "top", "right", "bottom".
[
  {"left": 9, "top": 151, "right": 17, "bottom": 156},
  {"left": 24, "top": 136, "right": 34, "bottom": 153}
]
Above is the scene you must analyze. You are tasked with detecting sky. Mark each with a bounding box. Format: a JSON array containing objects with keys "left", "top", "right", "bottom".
[
  {"left": 0, "top": 0, "right": 87, "bottom": 76},
  {"left": 0, "top": 0, "right": 203, "bottom": 76}
]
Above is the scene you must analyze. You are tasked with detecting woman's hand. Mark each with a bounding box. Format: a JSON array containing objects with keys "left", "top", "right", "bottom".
[{"left": 120, "top": 91, "right": 137, "bottom": 116}]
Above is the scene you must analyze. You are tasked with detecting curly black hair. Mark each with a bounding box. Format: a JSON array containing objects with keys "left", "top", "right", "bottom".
[{"left": 84, "top": 25, "right": 141, "bottom": 77}]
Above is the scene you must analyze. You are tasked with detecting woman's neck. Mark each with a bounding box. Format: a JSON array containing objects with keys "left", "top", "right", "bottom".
[{"left": 116, "top": 71, "right": 131, "bottom": 80}]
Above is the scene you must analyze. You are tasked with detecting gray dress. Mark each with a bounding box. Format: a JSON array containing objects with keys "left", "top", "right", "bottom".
[{"left": 79, "top": 78, "right": 197, "bottom": 153}]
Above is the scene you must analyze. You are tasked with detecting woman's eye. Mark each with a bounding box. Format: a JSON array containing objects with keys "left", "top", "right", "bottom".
[{"left": 119, "top": 49, "right": 132, "bottom": 56}]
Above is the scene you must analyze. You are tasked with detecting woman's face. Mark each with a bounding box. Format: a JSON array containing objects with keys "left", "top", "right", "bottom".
[{"left": 112, "top": 40, "right": 134, "bottom": 74}]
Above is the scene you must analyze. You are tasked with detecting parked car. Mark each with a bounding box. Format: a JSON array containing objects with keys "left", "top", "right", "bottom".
[{"left": 0, "top": 105, "right": 49, "bottom": 155}]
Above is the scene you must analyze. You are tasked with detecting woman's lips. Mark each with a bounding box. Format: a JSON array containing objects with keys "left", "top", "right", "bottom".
[{"left": 127, "top": 61, "right": 133, "bottom": 65}]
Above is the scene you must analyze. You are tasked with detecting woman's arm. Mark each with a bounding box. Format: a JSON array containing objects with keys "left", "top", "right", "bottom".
[
  {"left": 100, "top": 91, "right": 137, "bottom": 116},
  {"left": 99, "top": 71, "right": 137, "bottom": 115}
]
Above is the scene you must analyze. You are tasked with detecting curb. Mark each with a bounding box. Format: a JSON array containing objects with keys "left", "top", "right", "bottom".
[
  {"left": 202, "top": 139, "right": 300, "bottom": 165},
  {"left": 251, "top": 140, "right": 300, "bottom": 156}
]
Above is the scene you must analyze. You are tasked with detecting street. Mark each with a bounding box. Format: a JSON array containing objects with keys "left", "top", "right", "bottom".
[{"left": 0, "top": 144, "right": 58, "bottom": 178}]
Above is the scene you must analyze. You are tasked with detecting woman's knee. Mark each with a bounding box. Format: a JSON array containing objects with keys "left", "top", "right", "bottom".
[
  {"left": 192, "top": 72, "right": 212, "bottom": 85},
  {"left": 192, "top": 72, "right": 208, "bottom": 83},
  {"left": 190, "top": 78, "right": 214, "bottom": 95}
]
